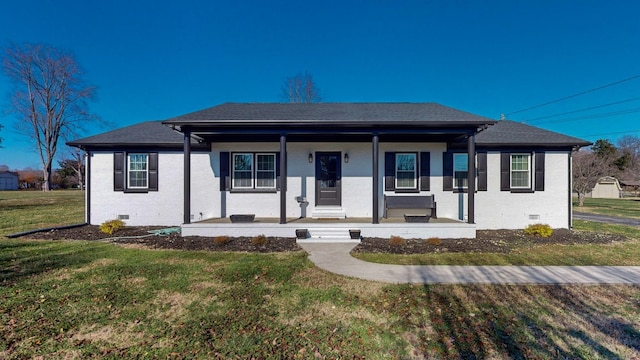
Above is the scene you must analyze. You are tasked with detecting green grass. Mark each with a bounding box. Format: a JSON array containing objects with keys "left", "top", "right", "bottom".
[
  {"left": 0, "top": 190, "right": 85, "bottom": 236},
  {"left": 2, "top": 240, "right": 640, "bottom": 359},
  {"left": 573, "top": 197, "right": 640, "bottom": 219},
  {"left": 2, "top": 191, "right": 640, "bottom": 358}
]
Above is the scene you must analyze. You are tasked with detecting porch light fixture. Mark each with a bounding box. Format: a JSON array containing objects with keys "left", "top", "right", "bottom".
[
  {"left": 344, "top": 153, "right": 349, "bottom": 163},
  {"left": 308, "top": 153, "right": 313, "bottom": 163}
]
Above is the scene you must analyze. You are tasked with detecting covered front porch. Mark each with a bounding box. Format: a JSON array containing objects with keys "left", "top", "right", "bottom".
[
  {"left": 163, "top": 103, "right": 495, "bottom": 240},
  {"left": 181, "top": 216, "right": 476, "bottom": 240}
]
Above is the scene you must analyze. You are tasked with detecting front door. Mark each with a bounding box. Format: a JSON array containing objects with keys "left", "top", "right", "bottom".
[{"left": 315, "top": 152, "right": 341, "bottom": 206}]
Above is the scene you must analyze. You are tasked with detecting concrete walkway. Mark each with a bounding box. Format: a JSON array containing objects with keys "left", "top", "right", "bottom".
[
  {"left": 299, "top": 243, "right": 640, "bottom": 284},
  {"left": 574, "top": 211, "right": 640, "bottom": 228}
]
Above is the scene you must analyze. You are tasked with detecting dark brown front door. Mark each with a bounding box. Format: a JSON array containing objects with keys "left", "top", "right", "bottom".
[{"left": 315, "top": 152, "right": 341, "bottom": 206}]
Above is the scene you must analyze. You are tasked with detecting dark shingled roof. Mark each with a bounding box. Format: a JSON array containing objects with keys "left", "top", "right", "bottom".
[
  {"left": 163, "top": 102, "right": 497, "bottom": 126},
  {"left": 67, "top": 121, "right": 204, "bottom": 149},
  {"left": 67, "top": 105, "right": 590, "bottom": 149},
  {"left": 476, "top": 120, "right": 591, "bottom": 147}
]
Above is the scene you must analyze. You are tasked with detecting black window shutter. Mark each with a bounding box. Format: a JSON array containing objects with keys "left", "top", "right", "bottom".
[
  {"left": 477, "top": 152, "right": 487, "bottom": 191},
  {"left": 148, "top": 152, "right": 158, "bottom": 191},
  {"left": 220, "top": 152, "right": 230, "bottom": 191},
  {"left": 419, "top": 152, "right": 430, "bottom": 191},
  {"left": 384, "top": 152, "right": 395, "bottom": 191},
  {"left": 114, "top": 152, "right": 125, "bottom": 191},
  {"left": 443, "top": 152, "right": 453, "bottom": 191},
  {"left": 500, "top": 152, "right": 510, "bottom": 191},
  {"left": 275, "top": 152, "right": 282, "bottom": 191},
  {"left": 535, "top": 152, "right": 545, "bottom": 191}
]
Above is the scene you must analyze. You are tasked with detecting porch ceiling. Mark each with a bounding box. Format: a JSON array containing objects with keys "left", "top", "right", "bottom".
[{"left": 180, "top": 127, "right": 477, "bottom": 142}]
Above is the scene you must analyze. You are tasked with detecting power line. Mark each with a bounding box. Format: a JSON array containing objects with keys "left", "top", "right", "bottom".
[
  {"left": 577, "top": 129, "right": 640, "bottom": 139},
  {"left": 506, "top": 74, "right": 640, "bottom": 116},
  {"left": 525, "top": 97, "right": 640, "bottom": 123},
  {"left": 531, "top": 107, "right": 640, "bottom": 125}
]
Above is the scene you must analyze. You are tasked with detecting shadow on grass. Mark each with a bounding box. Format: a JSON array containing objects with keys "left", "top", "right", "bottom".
[
  {"left": 0, "top": 240, "right": 110, "bottom": 286},
  {"left": 389, "top": 281, "right": 640, "bottom": 359}
]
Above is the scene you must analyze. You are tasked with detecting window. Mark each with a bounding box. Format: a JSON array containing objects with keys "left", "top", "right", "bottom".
[
  {"left": 232, "top": 153, "right": 276, "bottom": 190},
  {"left": 256, "top": 153, "right": 276, "bottom": 188},
  {"left": 114, "top": 152, "right": 158, "bottom": 192},
  {"left": 395, "top": 153, "right": 417, "bottom": 189},
  {"left": 501, "top": 152, "right": 543, "bottom": 192},
  {"left": 233, "top": 153, "right": 253, "bottom": 188},
  {"left": 385, "top": 152, "right": 430, "bottom": 192},
  {"left": 453, "top": 153, "right": 468, "bottom": 188},
  {"left": 128, "top": 153, "right": 148, "bottom": 189},
  {"left": 510, "top": 154, "right": 530, "bottom": 188}
]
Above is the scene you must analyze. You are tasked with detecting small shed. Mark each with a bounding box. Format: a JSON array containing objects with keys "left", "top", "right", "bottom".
[
  {"left": 0, "top": 171, "right": 19, "bottom": 190},
  {"left": 591, "top": 176, "right": 621, "bottom": 198},
  {"left": 619, "top": 179, "right": 640, "bottom": 197}
]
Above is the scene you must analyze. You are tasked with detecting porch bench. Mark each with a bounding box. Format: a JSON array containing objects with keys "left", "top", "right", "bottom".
[{"left": 383, "top": 195, "right": 437, "bottom": 220}]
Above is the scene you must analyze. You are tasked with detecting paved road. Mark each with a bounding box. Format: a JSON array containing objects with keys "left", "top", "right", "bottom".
[
  {"left": 574, "top": 212, "right": 640, "bottom": 227},
  {"left": 299, "top": 243, "right": 640, "bottom": 284}
]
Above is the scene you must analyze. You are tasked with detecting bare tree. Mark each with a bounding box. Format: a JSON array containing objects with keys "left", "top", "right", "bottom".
[
  {"left": 572, "top": 149, "right": 615, "bottom": 206},
  {"left": 68, "top": 146, "right": 85, "bottom": 190},
  {"left": 281, "top": 72, "right": 321, "bottom": 103},
  {"left": 617, "top": 135, "right": 640, "bottom": 179},
  {"left": 2, "top": 43, "right": 97, "bottom": 191}
]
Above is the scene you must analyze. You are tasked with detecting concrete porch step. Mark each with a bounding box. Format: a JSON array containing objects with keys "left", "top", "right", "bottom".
[
  {"left": 311, "top": 207, "right": 347, "bottom": 219},
  {"left": 308, "top": 228, "right": 350, "bottom": 239},
  {"left": 300, "top": 227, "right": 359, "bottom": 243}
]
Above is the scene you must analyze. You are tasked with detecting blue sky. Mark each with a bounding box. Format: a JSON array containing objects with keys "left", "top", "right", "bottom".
[{"left": 1, "top": 0, "right": 639, "bottom": 170}]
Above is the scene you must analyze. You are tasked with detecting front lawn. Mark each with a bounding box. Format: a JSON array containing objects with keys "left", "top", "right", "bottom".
[
  {"left": 2, "top": 239, "right": 640, "bottom": 359},
  {"left": 574, "top": 197, "right": 640, "bottom": 219},
  {"left": 2, "top": 189, "right": 640, "bottom": 358}
]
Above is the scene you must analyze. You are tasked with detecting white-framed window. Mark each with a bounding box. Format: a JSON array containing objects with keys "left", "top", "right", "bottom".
[
  {"left": 510, "top": 154, "right": 531, "bottom": 188},
  {"left": 256, "top": 153, "right": 276, "bottom": 189},
  {"left": 453, "top": 153, "right": 468, "bottom": 188},
  {"left": 232, "top": 153, "right": 276, "bottom": 190},
  {"left": 395, "top": 153, "right": 417, "bottom": 189},
  {"left": 127, "top": 153, "right": 148, "bottom": 189}
]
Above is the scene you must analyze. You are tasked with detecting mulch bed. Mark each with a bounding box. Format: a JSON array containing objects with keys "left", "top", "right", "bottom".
[
  {"left": 17, "top": 225, "right": 628, "bottom": 254},
  {"left": 352, "top": 229, "right": 627, "bottom": 254}
]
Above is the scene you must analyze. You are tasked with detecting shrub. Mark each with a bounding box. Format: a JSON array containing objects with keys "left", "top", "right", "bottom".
[
  {"left": 99, "top": 219, "right": 125, "bottom": 235},
  {"left": 524, "top": 223, "right": 553, "bottom": 238},
  {"left": 251, "top": 234, "right": 268, "bottom": 246},
  {"left": 389, "top": 236, "right": 405, "bottom": 246},
  {"left": 426, "top": 237, "right": 442, "bottom": 246},
  {"left": 214, "top": 236, "right": 231, "bottom": 245}
]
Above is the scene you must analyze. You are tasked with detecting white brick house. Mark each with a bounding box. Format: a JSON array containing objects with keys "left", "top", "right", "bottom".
[{"left": 68, "top": 103, "right": 590, "bottom": 239}]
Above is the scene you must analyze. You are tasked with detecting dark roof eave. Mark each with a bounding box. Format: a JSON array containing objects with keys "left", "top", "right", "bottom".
[
  {"left": 476, "top": 141, "right": 592, "bottom": 149},
  {"left": 163, "top": 120, "right": 497, "bottom": 129},
  {"left": 66, "top": 142, "right": 209, "bottom": 150}
]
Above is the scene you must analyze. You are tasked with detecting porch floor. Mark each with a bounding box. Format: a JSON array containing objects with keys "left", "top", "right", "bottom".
[
  {"left": 182, "top": 216, "right": 475, "bottom": 239},
  {"left": 195, "top": 217, "right": 462, "bottom": 224}
]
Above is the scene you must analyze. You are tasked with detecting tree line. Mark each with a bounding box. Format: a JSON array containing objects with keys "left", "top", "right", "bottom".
[{"left": 573, "top": 135, "right": 640, "bottom": 205}]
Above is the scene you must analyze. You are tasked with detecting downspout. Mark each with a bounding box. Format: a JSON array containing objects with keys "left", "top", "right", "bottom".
[
  {"left": 85, "top": 151, "right": 91, "bottom": 224},
  {"left": 568, "top": 151, "right": 573, "bottom": 229}
]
